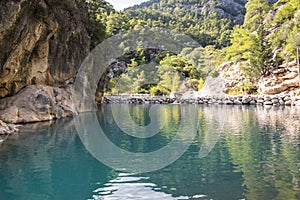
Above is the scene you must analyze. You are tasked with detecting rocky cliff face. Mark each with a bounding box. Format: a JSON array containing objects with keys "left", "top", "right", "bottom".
[
  {"left": 0, "top": 0, "right": 90, "bottom": 98},
  {"left": 218, "top": 60, "right": 300, "bottom": 95},
  {"left": 258, "top": 61, "right": 300, "bottom": 95}
]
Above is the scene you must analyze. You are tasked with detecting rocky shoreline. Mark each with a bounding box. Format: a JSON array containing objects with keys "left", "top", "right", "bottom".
[
  {"left": 104, "top": 94, "right": 300, "bottom": 106},
  {"left": 0, "top": 120, "right": 21, "bottom": 144},
  {"left": 0, "top": 85, "right": 75, "bottom": 124},
  {"left": 0, "top": 84, "right": 76, "bottom": 139},
  {"left": 1, "top": 92, "right": 300, "bottom": 139}
]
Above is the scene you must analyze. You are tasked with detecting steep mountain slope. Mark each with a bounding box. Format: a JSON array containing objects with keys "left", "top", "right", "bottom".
[
  {"left": 130, "top": 0, "right": 246, "bottom": 23},
  {"left": 258, "top": 0, "right": 300, "bottom": 94},
  {"left": 124, "top": 0, "right": 247, "bottom": 47},
  {"left": 221, "top": 0, "right": 300, "bottom": 95}
]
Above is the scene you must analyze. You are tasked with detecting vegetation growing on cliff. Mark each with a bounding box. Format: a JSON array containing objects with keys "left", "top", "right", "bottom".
[
  {"left": 224, "top": 0, "right": 300, "bottom": 93},
  {"left": 86, "top": 0, "right": 300, "bottom": 95},
  {"left": 85, "top": 0, "right": 243, "bottom": 94}
]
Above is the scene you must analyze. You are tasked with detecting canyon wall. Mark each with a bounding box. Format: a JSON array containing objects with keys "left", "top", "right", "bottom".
[{"left": 0, "top": 0, "right": 90, "bottom": 98}]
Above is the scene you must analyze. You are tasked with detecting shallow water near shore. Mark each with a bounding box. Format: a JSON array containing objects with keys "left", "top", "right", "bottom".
[{"left": 1, "top": 104, "right": 300, "bottom": 200}]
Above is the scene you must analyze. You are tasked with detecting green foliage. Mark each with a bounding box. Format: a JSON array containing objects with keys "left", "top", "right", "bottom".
[
  {"left": 106, "top": 49, "right": 204, "bottom": 94},
  {"left": 180, "top": 45, "right": 225, "bottom": 80},
  {"left": 198, "top": 78, "right": 205, "bottom": 90},
  {"left": 244, "top": 0, "right": 270, "bottom": 31},
  {"left": 285, "top": 25, "right": 300, "bottom": 59},
  {"left": 267, "top": 0, "right": 300, "bottom": 62},
  {"left": 157, "top": 70, "right": 182, "bottom": 93},
  {"left": 159, "top": 55, "right": 198, "bottom": 78},
  {"left": 227, "top": 27, "right": 254, "bottom": 62},
  {"left": 273, "top": 0, "right": 298, "bottom": 25},
  {"left": 249, "top": 28, "right": 271, "bottom": 77},
  {"left": 87, "top": 0, "right": 300, "bottom": 94},
  {"left": 150, "top": 85, "right": 170, "bottom": 96},
  {"left": 226, "top": 0, "right": 273, "bottom": 81},
  {"left": 227, "top": 26, "right": 271, "bottom": 80},
  {"left": 84, "top": 0, "right": 249, "bottom": 95},
  {"left": 113, "top": 74, "right": 133, "bottom": 94},
  {"left": 106, "top": 12, "right": 130, "bottom": 36},
  {"left": 101, "top": 0, "right": 247, "bottom": 48},
  {"left": 85, "top": 0, "right": 114, "bottom": 48}
]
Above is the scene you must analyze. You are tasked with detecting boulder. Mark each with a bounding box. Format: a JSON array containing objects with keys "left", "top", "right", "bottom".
[
  {"left": 224, "top": 100, "right": 234, "bottom": 105},
  {"left": 242, "top": 96, "right": 252, "bottom": 104},
  {"left": 234, "top": 100, "right": 242, "bottom": 105},
  {"left": 0, "top": 85, "right": 76, "bottom": 123},
  {"left": 285, "top": 101, "right": 292, "bottom": 106},
  {"left": 264, "top": 101, "right": 273, "bottom": 105}
]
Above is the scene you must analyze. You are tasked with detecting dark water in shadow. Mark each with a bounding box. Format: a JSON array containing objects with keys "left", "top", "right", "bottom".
[{"left": 1, "top": 104, "right": 300, "bottom": 200}]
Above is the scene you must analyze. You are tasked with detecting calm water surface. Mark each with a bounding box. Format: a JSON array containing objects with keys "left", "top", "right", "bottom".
[{"left": 1, "top": 104, "right": 300, "bottom": 200}]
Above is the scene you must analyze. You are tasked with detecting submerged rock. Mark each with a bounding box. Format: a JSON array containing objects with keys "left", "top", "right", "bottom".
[{"left": 0, "top": 85, "right": 76, "bottom": 123}]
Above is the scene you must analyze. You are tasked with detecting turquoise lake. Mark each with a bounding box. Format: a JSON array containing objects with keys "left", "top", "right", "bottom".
[{"left": 1, "top": 104, "right": 300, "bottom": 200}]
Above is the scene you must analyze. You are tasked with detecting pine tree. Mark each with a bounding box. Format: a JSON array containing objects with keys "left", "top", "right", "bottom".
[{"left": 244, "top": 0, "right": 270, "bottom": 31}]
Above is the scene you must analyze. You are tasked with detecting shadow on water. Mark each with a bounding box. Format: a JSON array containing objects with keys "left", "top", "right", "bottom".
[
  {"left": 0, "top": 119, "right": 116, "bottom": 200},
  {"left": 0, "top": 104, "right": 300, "bottom": 199}
]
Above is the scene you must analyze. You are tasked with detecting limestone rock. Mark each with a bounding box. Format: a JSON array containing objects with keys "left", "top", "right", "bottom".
[
  {"left": 281, "top": 72, "right": 298, "bottom": 80},
  {"left": 242, "top": 96, "right": 251, "bottom": 104},
  {"left": 0, "top": 120, "right": 21, "bottom": 135},
  {"left": 217, "top": 59, "right": 300, "bottom": 95},
  {"left": 259, "top": 84, "right": 288, "bottom": 95},
  {"left": 0, "top": 85, "right": 76, "bottom": 123},
  {"left": 0, "top": 0, "right": 90, "bottom": 98},
  {"left": 257, "top": 60, "right": 300, "bottom": 95},
  {"left": 218, "top": 62, "right": 246, "bottom": 93},
  {"left": 264, "top": 101, "right": 273, "bottom": 105},
  {"left": 234, "top": 100, "right": 242, "bottom": 105},
  {"left": 272, "top": 68, "right": 285, "bottom": 74}
]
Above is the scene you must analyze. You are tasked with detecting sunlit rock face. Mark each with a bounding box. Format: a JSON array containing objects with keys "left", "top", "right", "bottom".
[
  {"left": 0, "top": 0, "right": 90, "bottom": 98},
  {"left": 217, "top": 62, "right": 246, "bottom": 94},
  {"left": 217, "top": 60, "right": 300, "bottom": 95},
  {"left": 258, "top": 61, "right": 300, "bottom": 95}
]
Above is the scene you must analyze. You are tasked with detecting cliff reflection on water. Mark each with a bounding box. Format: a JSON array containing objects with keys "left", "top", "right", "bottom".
[{"left": 0, "top": 104, "right": 300, "bottom": 200}]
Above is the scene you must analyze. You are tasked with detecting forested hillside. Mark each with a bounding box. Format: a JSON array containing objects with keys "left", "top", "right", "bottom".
[
  {"left": 86, "top": 0, "right": 246, "bottom": 47},
  {"left": 87, "top": 0, "right": 300, "bottom": 95},
  {"left": 85, "top": 0, "right": 246, "bottom": 95},
  {"left": 125, "top": 0, "right": 246, "bottom": 47},
  {"left": 224, "top": 0, "right": 300, "bottom": 94}
]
